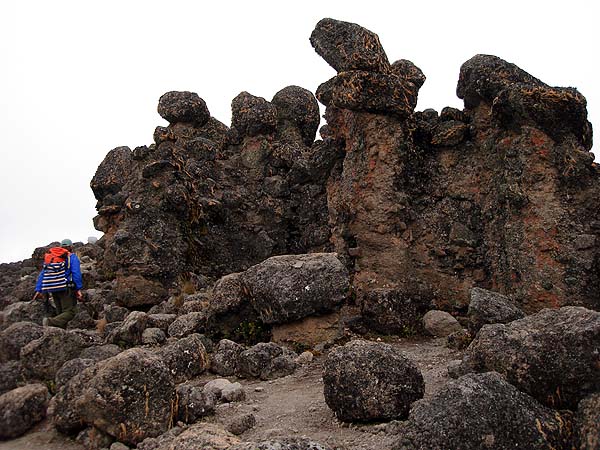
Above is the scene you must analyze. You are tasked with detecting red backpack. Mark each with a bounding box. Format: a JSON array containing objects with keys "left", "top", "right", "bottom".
[{"left": 41, "top": 247, "right": 71, "bottom": 292}]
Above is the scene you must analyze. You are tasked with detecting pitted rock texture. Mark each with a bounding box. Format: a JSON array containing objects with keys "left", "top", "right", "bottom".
[
  {"left": 323, "top": 340, "right": 424, "bottom": 422},
  {"left": 467, "top": 287, "right": 525, "bottom": 334},
  {"left": 393, "top": 372, "right": 573, "bottom": 450},
  {"left": 458, "top": 306, "right": 600, "bottom": 409}
]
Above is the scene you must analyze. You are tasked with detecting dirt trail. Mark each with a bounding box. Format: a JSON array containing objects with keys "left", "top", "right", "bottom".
[{"left": 0, "top": 337, "right": 462, "bottom": 450}]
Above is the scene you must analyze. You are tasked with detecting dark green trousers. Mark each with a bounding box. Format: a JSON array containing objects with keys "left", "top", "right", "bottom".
[{"left": 47, "top": 290, "right": 77, "bottom": 328}]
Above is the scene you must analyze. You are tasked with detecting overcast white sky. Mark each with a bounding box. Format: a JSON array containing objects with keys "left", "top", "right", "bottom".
[{"left": 0, "top": 0, "right": 598, "bottom": 264}]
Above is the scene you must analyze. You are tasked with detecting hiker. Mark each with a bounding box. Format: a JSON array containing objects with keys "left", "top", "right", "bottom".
[{"left": 32, "top": 239, "right": 83, "bottom": 328}]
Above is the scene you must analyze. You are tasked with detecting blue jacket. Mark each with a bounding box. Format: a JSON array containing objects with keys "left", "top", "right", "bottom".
[{"left": 36, "top": 253, "right": 83, "bottom": 293}]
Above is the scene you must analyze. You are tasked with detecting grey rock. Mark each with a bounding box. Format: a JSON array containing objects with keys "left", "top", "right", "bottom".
[
  {"left": 226, "top": 413, "right": 256, "bottom": 435},
  {"left": 232, "top": 437, "right": 332, "bottom": 450},
  {"left": 76, "top": 348, "right": 175, "bottom": 445},
  {"left": 147, "top": 313, "right": 177, "bottom": 332},
  {"left": 0, "top": 360, "right": 24, "bottom": 394},
  {"left": 76, "top": 426, "right": 114, "bottom": 450},
  {"left": 55, "top": 358, "right": 96, "bottom": 390},
  {"left": 0, "top": 383, "right": 48, "bottom": 439},
  {"left": 323, "top": 340, "right": 424, "bottom": 422},
  {"left": 210, "top": 339, "right": 244, "bottom": 377},
  {"left": 102, "top": 304, "right": 130, "bottom": 323},
  {"left": 0, "top": 321, "right": 44, "bottom": 362},
  {"left": 360, "top": 288, "right": 431, "bottom": 335},
  {"left": 156, "top": 333, "right": 210, "bottom": 383},
  {"left": 79, "top": 344, "right": 122, "bottom": 362},
  {"left": 459, "top": 306, "right": 600, "bottom": 409},
  {"left": 167, "top": 312, "right": 206, "bottom": 338},
  {"left": 422, "top": 310, "right": 463, "bottom": 337},
  {"left": 142, "top": 327, "right": 166, "bottom": 346},
  {"left": 468, "top": 287, "right": 525, "bottom": 334},
  {"left": 176, "top": 383, "right": 216, "bottom": 423},
  {"left": 106, "top": 310, "right": 149, "bottom": 346},
  {"left": 20, "top": 327, "right": 91, "bottom": 381},
  {"left": 235, "top": 342, "right": 298, "bottom": 380},
  {"left": 0, "top": 301, "right": 47, "bottom": 330},
  {"left": 574, "top": 393, "right": 600, "bottom": 450},
  {"left": 393, "top": 372, "right": 572, "bottom": 450}
]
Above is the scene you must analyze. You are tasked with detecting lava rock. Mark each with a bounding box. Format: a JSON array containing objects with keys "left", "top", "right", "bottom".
[
  {"left": 242, "top": 253, "right": 349, "bottom": 325},
  {"left": 232, "top": 438, "right": 332, "bottom": 450},
  {"left": 167, "top": 311, "right": 207, "bottom": 338},
  {"left": 0, "top": 300, "right": 47, "bottom": 330},
  {"left": 457, "top": 54, "right": 545, "bottom": 108},
  {"left": 226, "top": 413, "right": 256, "bottom": 435},
  {"left": 360, "top": 288, "right": 431, "bottom": 335},
  {"left": 310, "top": 18, "right": 390, "bottom": 73},
  {"left": 468, "top": 287, "right": 525, "bottom": 334},
  {"left": 155, "top": 422, "right": 240, "bottom": 449},
  {"left": 235, "top": 342, "right": 298, "bottom": 380},
  {"left": 422, "top": 310, "right": 463, "bottom": 337},
  {"left": 76, "top": 348, "right": 175, "bottom": 445},
  {"left": 393, "top": 372, "right": 572, "bottom": 450},
  {"left": 79, "top": 344, "right": 122, "bottom": 362},
  {"left": 141, "top": 327, "right": 166, "bottom": 345},
  {"left": 430, "top": 120, "right": 468, "bottom": 146},
  {"left": 203, "top": 378, "right": 245, "bottom": 403},
  {"left": 272, "top": 85, "right": 320, "bottom": 146},
  {"left": 157, "top": 91, "right": 210, "bottom": 126},
  {"left": 0, "top": 321, "right": 44, "bottom": 362},
  {"left": 155, "top": 333, "right": 210, "bottom": 383},
  {"left": 20, "top": 327, "right": 91, "bottom": 381},
  {"left": 210, "top": 339, "right": 244, "bottom": 376},
  {"left": 107, "top": 310, "right": 149, "bottom": 346},
  {"left": 574, "top": 393, "right": 600, "bottom": 450},
  {"left": 458, "top": 306, "right": 600, "bottom": 409},
  {"left": 147, "top": 313, "right": 177, "bottom": 332},
  {"left": 391, "top": 59, "right": 426, "bottom": 89},
  {"left": 0, "top": 383, "right": 48, "bottom": 439},
  {"left": 176, "top": 384, "right": 216, "bottom": 423},
  {"left": 76, "top": 426, "right": 115, "bottom": 450},
  {"left": 323, "top": 340, "right": 424, "bottom": 422},
  {"left": 55, "top": 358, "right": 96, "bottom": 390},
  {"left": 114, "top": 275, "right": 168, "bottom": 308},
  {"left": 102, "top": 304, "right": 130, "bottom": 323},
  {"left": 316, "top": 71, "right": 418, "bottom": 117},
  {"left": 231, "top": 92, "right": 278, "bottom": 137},
  {"left": 0, "top": 360, "right": 24, "bottom": 394}
]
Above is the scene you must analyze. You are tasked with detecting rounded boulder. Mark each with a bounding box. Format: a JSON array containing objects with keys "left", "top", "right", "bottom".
[{"left": 323, "top": 340, "right": 424, "bottom": 422}]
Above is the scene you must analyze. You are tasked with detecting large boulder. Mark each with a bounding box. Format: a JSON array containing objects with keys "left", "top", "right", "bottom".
[
  {"left": 235, "top": 342, "right": 298, "bottom": 380},
  {"left": 55, "top": 358, "right": 96, "bottom": 390},
  {"left": 76, "top": 348, "right": 175, "bottom": 445},
  {"left": 468, "top": 287, "right": 525, "bottom": 334},
  {"left": 0, "top": 300, "right": 47, "bottom": 329},
  {"left": 231, "top": 92, "right": 278, "bottom": 138},
  {"left": 241, "top": 253, "right": 349, "bottom": 325},
  {"left": 0, "top": 384, "right": 48, "bottom": 439},
  {"left": 0, "top": 321, "right": 44, "bottom": 362},
  {"left": 393, "top": 372, "right": 572, "bottom": 450},
  {"left": 167, "top": 311, "right": 207, "bottom": 338},
  {"left": 20, "top": 327, "right": 92, "bottom": 381},
  {"left": 272, "top": 86, "right": 320, "bottom": 146},
  {"left": 323, "top": 340, "right": 424, "bottom": 422},
  {"left": 458, "top": 306, "right": 600, "bottom": 409},
  {"left": 155, "top": 334, "right": 210, "bottom": 383},
  {"left": 574, "top": 393, "right": 600, "bottom": 450}
]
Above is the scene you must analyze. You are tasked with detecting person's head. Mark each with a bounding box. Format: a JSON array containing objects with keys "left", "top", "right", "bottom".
[{"left": 60, "top": 238, "right": 73, "bottom": 251}]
